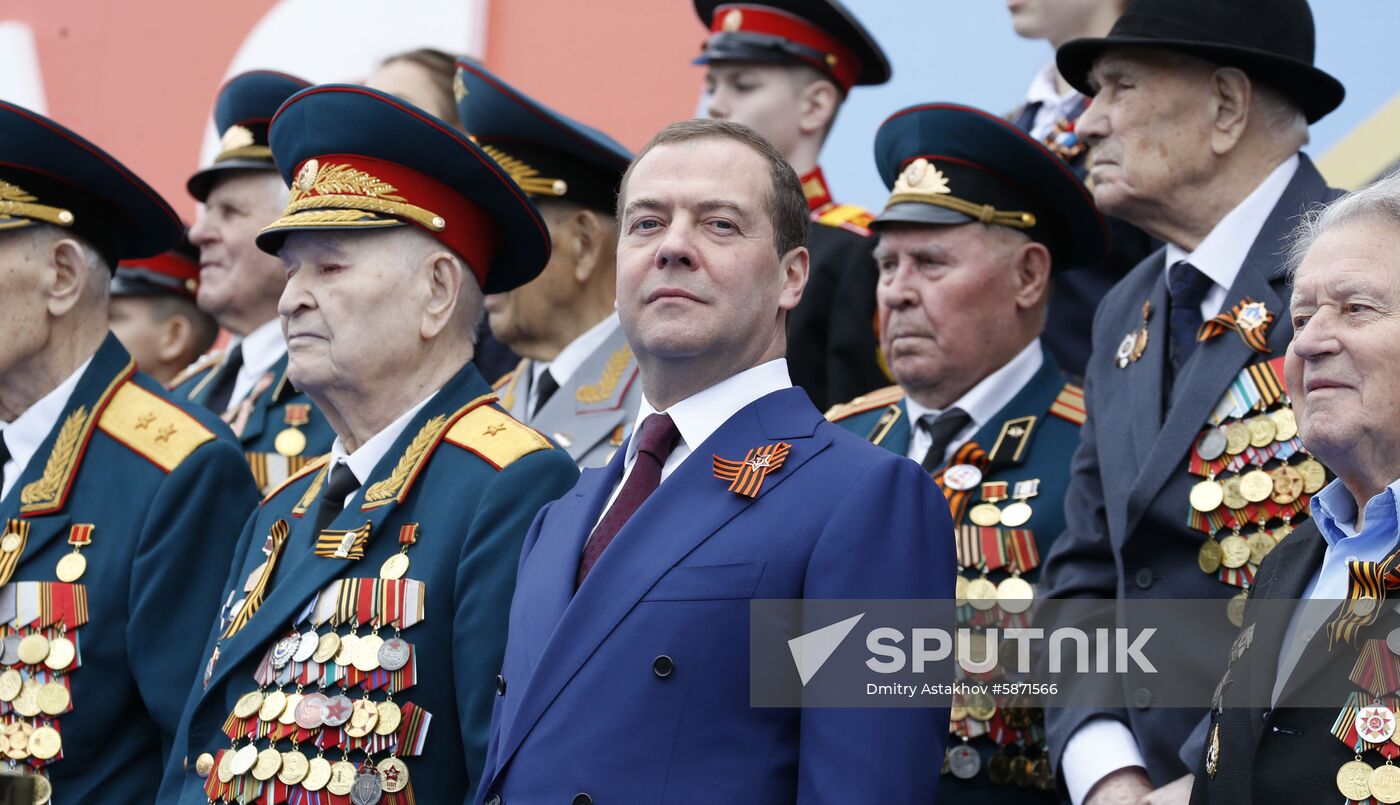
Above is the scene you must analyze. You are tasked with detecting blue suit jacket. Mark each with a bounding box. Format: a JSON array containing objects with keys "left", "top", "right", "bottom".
[
  {"left": 1, "top": 334, "right": 258, "bottom": 802},
  {"left": 476, "top": 386, "right": 956, "bottom": 804}
]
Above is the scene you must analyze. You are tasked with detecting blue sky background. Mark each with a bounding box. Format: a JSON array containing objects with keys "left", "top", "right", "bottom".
[{"left": 820, "top": 1, "right": 1400, "bottom": 210}]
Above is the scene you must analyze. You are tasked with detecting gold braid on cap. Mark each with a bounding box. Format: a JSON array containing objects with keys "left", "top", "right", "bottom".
[
  {"left": 479, "top": 144, "right": 568, "bottom": 198},
  {"left": 280, "top": 161, "right": 446, "bottom": 232},
  {"left": 885, "top": 158, "right": 1036, "bottom": 229},
  {"left": 0, "top": 180, "right": 75, "bottom": 230},
  {"left": 214, "top": 125, "right": 273, "bottom": 163}
]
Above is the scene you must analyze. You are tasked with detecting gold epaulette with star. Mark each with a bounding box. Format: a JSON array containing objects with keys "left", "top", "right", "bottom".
[
  {"left": 97, "top": 381, "right": 216, "bottom": 472},
  {"left": 1048, "top": 383, "right": 1087, "bottom": 426},
  {"left": 815, "top": 203, "right": 874, "bottom": 237},
  {"left": 824, "top": 385, "right": 906, "bottom": 422},
  {"left": 166, "top": 349, "right": 224, "bottom": 391},
  {"left": 261, "top": 454, "right": 330, "bottom": 506},
  {"left": 444, "top": 402, "right": 553, "bottom": 471}
]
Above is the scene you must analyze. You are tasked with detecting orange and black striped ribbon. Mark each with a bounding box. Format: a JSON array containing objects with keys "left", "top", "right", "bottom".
[
  {"left": 315, "top": 522, "right": 372, "bottom": 561},
  {"left": 222, "top": 519, "right": 289, "bottom": 639},
  {"left": 335, "top": 578, "right": 361, "bottom": 627},
  {"left": 712, "top": 442, "right": 792, "bottom": 498},
  {"left": 1197, "top": 297, "right": 1274, "bottom": 354},
  {"left": 0, "top": 520, "right": 30, "bottom": 588},
  {"left": 1327, "top": 548, "right": 1400, "bottom": 649},
  {"left": 933, "top": 443, "right": 989, "bottom": 524},
  {"left": 1246, "top": 359, "right": 1287, "bottom": 407},
  {"left": 1350, "top": 639, "right": 1400, "bottom": 698}
]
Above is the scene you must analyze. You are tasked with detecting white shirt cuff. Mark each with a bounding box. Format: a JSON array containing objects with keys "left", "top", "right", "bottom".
[{"left": 1062, "top": 718, "right": 1148, "bottom": 805}]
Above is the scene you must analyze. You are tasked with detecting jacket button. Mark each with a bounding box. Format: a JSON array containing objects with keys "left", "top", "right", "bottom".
[
  {"left": 496, "top": 674, "right": 506, "bottom": 695},
  {"left": 573, "top": 795, "right": 593, "bottom": 805},
  {"left": 1261, "top": 709, "right": 1271, "bottom": 721},
  {"left": 653, "top": 655, "right": 675, "bottom": 678},
  {"left": 1133, "top": 688, "right": 1152, "bottom": 709},
  {"left": 485, "top": 796, "right": 501, "bottom": 805},
  {"left": 1134, "top": 568, "right": 1153, "bottom": 589}
]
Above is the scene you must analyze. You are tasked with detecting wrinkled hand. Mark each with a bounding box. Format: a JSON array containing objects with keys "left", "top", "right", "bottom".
[
  {"left": 1085, "top": 767, "right": 1153, "bottom": 805},
  {"left": 1138, "top": 773, "right": 1193, "bottom": 805}
]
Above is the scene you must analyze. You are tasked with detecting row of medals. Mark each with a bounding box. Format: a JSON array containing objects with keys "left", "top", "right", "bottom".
[
  {"left": 944, "top": 697, "right": 1052, "bottom": 791},
  {"left": 0, "top": 630, "right": 77, "bottom": 804},
  {"left": 946, "top": 468, "right": 1037, "bottom": 615},
  {"left": 199, "top": 627, "right": 414, "bottom": 802},
  {"left": 1340, "top": 692, "right": 1400, "bottom": 803}
]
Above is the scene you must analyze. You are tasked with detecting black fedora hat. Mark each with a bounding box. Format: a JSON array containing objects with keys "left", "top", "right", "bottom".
[{"left": 1057, "top": 0, "right": 1344, "bottom": 123}]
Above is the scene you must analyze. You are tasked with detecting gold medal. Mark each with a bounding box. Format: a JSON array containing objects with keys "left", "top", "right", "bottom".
[
  {"left": 313, "top": 632, "right": 341, "bottom": 664},
  {"left": 55, "top": 552, "right": 86, "bottom": 583},
  {"left": 1240, "top": 469, "right": 1274, "bottom": 503},
  {"left": 44, "top": 636, "right": 75, "bottom": 671},
  {"left": 1189, "top": 479, "right": 1224, "bottom": 512},
  {"left": 1270, "top": 466, "right": 1304, "bottom": 505},
  {"left": 1247, "top": 531, "right": 1276, "bottom": 566},
  {"left": 334, "top": 634, "right": 360, "bottom": 667},
  {"left": 195, "top": 753, "right": 216, "bottom": 779},
  {"left": 996, "top": 575, "right": 1034, "bottom": 614},
  {"left": 1372, "top": 762, "right": 1400, "bottom": 804},
  {"left": 275, "top": 427, "right": 308, "bottom": 458},
  {"left": 37, "top": 682, "right": 69, "bottom": 716},
  {"left": 1339, "top": 759, "right": 1375, "bottom": 801},
  {"left": 1245, "top": 415, "right": 1276, "bottom": 448},
  {"left": 1227, "top": 590, "right": 1249, "bottom": 628},
  {"left": 12, "top": 680, "right": 41, "bottom": 718},
  {"left": 344, "top": 698, "right": 380, "bottom": 738},
  {"left": 304, "top": 756, "right": 333, "bottom": 792},
  {"left": 950, "top": 704, "right": 968, "bottom": 723},
  {"left": 955, "top": 576, "right": 969, "bottom": 607},
  {"left": 377, "top": 757, "right": 410, "bottom": 793},
  {"left": 33, "top": 774, "right": 51, "bottom": 805},
  {"left": 0, "top": 669, "right": 21, "bottom": 702},
  {"left": 3, "top": 722, "right": 31, "bottom": 760},
  {"left": 27, "top": 726, "right": 61, "bottom": 761},
  {"left": 233, "top": 689, "right": 265, "bottom": 719},
  {"left": 968, "top": 503, "right": 1003, "bottom": 528},
  {"left": 380, "top": 553, "right": 410, "bottom": 580},
  {"left": 1221, "top": 477, "right": 1248, "bottom": 510},
  {"left": 1223, "top": 422, "right": 1250, "bottom": 455},
  {"left": 279, "top": 749, "right": 311, "bottom": 786},
  {"left": 999, "top": 502, "right": 1033, "bottom": 528},
  {"left": 353, "top": 635, "right": 384, "bottom": 673},
  {"left": 966, "top": 576, "right": 998, "bottom": 611},
  {"left": 328, "top": 760, "right": 358, "bottom": 795},
  {"left": 1198, "top": 539, "right": 1224, "bottom": 574},
  {"left": 17, "top": 634, "right": 49, "bottom": 666},
  {"left": 259, "top": 690, "right": 288, "bottom": 722},
  {"left": 217, "top": 748, "right": 236, "bottom": 783},
  {"left": 374, "top": 700, "right": 403, "bottom": 736},
  {"left": 1270, "top": 407, "right": 1298, "bottom": 441},
  {"left": 1220, "top": 536, "right": 1251, "bottom": 569},
  {"left": 251, "top": 747, "right": 283, "bottom": 781},
  {"left": 0, "top": 534, "right": 21, "bottom": 553},
  {"left": 964, "top": 691, "right": 997, "bottom": 721},
  {"left": 1297, "top": 458, "right": 1327, "bottom": 494}
]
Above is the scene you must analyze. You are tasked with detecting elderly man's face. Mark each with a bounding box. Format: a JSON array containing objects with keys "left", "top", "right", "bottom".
[
  {"left": 1286, "top": 217, "right": 1400, "bottom": 470},
  {"left": 276, "top": 229, "right": 432, "bottom": 395},
  {"left": 876, "top": 223, "right": 1035, "bottom": 403},
  {"left": 484, "top": 204, "right": 592, "bottom": 357},
  {"left": 1075, "top": 49, "right": 1216, "bottom": 222},
  {"left": 616, "top": 139, "right": 802, "bottom": 368},
  {"left": 191, "top": 171, "right": 289, "bottom": 329},
  {"left": 0, "top": 230, "right": 52, "bottom": 379}
]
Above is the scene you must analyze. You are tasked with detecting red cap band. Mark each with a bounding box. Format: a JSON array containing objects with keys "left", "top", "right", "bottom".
[{"left": 709, "top": 4, "right": 861, "bottom": 90}]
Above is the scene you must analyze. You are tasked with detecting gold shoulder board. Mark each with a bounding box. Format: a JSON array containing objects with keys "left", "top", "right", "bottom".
[
  {"left": 444, "top": 405, "right": 553, "bottom": 470},
  {"left": 1048, "top": 383, "right": 1087, "bottom": 426},
  {"left": 816, "top": 203, "right": 874, "bottom": 235},
  {"left": 166, "top": 350, "right": 222, "bottom": 391},
  {"left": 98, "top": 381, "right": 216, "bottom": 472},
  {"left": 824, "top": 385, "right": 906, "bottom": 422}
]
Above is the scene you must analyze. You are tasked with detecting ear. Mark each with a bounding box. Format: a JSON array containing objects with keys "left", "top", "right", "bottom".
[
  {"left": 421, "top": 251, "right": 465, "bottom": 340},
  {"left": 777, "top": 245, "right": 810, "bottom": 312},
  {"left": 797, "top": 78, "right": 840, "bottom": 138},
  {"left": 157, "top": 314, "right": 193, "bottom": 364},
  {"left": 1209, "top": 67, "right": 1252, "bottom": 156},
  {"left": 571, "top": 209, "right": 609, "bottom": 284},
  {"left": 46, "top": 239, "right": 95, "bottom": 317},
  {"left": 1011, "top": 241, "right": 1053, "bottom": 312}
]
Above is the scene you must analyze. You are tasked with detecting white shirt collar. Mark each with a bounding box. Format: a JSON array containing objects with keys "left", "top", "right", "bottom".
[
  {"left": 1022, "top": 62, "right": 1082, "bottom": 143},
  {"left": 327, "top": 390, "right": 439, "bottom": 506},
  {"left": 903, "top": 340, "right": 1044, "bottom": 464},
  {"left": 231, "top": 318, "right": 289, "bottom": 404},
  {"left": 1163, "top": 154, "right": 1300, "bottom": 319},
  {"left": 530, "top": 313, "right": 621, "bottom": 409},
  {"left": 0, "top": 356, "right": 93, "bottom": 499}
]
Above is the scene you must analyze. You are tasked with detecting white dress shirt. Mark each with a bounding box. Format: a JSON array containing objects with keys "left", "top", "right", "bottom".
[
  {"left": 1023, "top": 62, "right": 1084, "bottom": 143},
  {"left": 1062, "top": 153, "right": 1302, "bottom": 805},
  {"left": 528, "top": 313, "right": 621, "bottom": 415},
  {"left": 903, "top": 340, "right": 1043, "bottom": 465},
  {"left": 0, "top": 357, "right": 93, "bottom": 500},
  {"left": 325, "top": 390, "right": 438, "bottom": 509},
  {"left": 598, "top": 359, "right": 792, "bottom": 522},
  {"left": 229, "top": 319, "right": 288, "bottom": 406}
]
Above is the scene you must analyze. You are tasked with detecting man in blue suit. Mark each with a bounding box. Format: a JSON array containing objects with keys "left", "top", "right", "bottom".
[
  {"left": 160, "top": 85, "right": 579, "bottom": 805},
  {"left": 476, "top": 118, "right": 956, "bottom": 805},
  {"left": 827, "top": 102, "right": 1108, "bottom": 801}
]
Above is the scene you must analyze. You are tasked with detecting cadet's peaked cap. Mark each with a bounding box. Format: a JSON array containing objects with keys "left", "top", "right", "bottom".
[
  {"left": 112, "top": 231, "right": 201, "bottom": 300},
  {"left": 693, "top": 0, "right": 891, "bottom": 89},
  {"left": 188, "top": 70, "right": 311, "bottom": 201}
]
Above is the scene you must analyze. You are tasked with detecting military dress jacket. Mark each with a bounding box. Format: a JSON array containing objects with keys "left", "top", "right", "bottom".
[
  {"left": 492, "top": 321, "right": 641, "bottom": 470},
  {"left": 159, "top": 361, "right": 579, "bottom": 805},
  {"left": 172, "top": 351, "right": 335, "bottom": 494},
  {"left": 1038, "top": 156, "right": 1340, "bottom": 787},
  {"left": 476, "top": 387, "right": 956, "bottom": 805},
  {"left": 0, "top": 334, "right": 259, "bottom": 802}
]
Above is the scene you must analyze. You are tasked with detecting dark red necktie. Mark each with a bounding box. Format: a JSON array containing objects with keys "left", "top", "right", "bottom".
[{"left": 576, "top": 413, "right": 680, "bottom": 586}]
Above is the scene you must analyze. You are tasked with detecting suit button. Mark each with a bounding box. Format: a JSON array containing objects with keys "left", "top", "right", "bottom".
[
  {"left": 1133, "top": 688, "right": 1152, "bottom": 709},
  {"left": 1261, "top": 709, "right": 1271, "bottom": 721},
  {"left": 1134, "top": 568, "right": 1153, "bottom": 589},
  {"left": 653, "top": 655, "right": 675, "bottom": 678},
  {"left": 573, "top": 795, "right": 593, "bottom": 805},
  {"left": 496, "top": 674, "right": 506, "bottom": 695},
  {"left": 485, "top": 796, "right": 501, "bottom": 805}
]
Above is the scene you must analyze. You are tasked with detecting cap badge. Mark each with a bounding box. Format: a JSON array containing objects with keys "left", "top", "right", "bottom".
[
  {"left": 895, "top": 158, "right": 950, "bottom": 196},
  {"left": 221, "top": 125, "right": 255, "bottom": 153},
  {"left": 722, "top": 9, "right": 743, "bottom": 32}
]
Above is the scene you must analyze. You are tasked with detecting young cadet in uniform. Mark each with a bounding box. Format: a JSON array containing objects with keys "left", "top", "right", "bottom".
[
  {"left": 456, "top": 60, "right": 644, "bottom": 469},
  {"left": 1036, "top": 0, "right": 1345, "bottom": 802},
  {"left": 826, "top": 102, "right": 1107, "bottom": 802},
  {"left": 109, "top": 235, "right": 220, "bottom": 386},
  {"left": 159, "top": 84, "right": 579, "bottom": 805},
  {"left": 0, "top": 100, "right": 259, "bottom": 802},
  {"left": 475, "top": 118, "right": 954, "bottom": 805},
  {"left": 694, "top": 0, "right": 891, "bottom": 410},
  {"left": 172, "top": 71, "right": 335, "bottom": 494}
]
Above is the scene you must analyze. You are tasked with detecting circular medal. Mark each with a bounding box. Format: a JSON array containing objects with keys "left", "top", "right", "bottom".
[
  {"left": 17, "top": 634, "right": 49, "bottom": 666},
  {"left": 943, "top": 464, "right": 983, "bottom": 491},
  {"left": 997, "top": 576, "right": 1035, "bottom": 614},
  {"left": 37, "top": 682, "right": 69, "bottom": 716},
  {"left": 354, "top": 635, "right": 385, "bottom": 673},
  {"left": 987, "top": 752, "right": 1012, "bottom": 785},
  {"left": 1219, "top": 535, "right": 1251, "bottom": 569},
  {"left": 321, "top": 694, "right": 354, "bottom": 728},
  {"left": 949, "top": 744, "right": 982, "bottom": 779},
  {"left": 294, "top": 692, "right": 328, "bottom": 730},
  {"left": 1354, "top": 596, "right": 1380, "bottom": 618},
  {"left": 1270, "top": 408, "right": 1298, "bottom": 441},
  {"left": 1246, "top": 415, "right": 1277, "bottom": 448},
  {"left": 1297, "top": 458, "right": 1327, "bottom": 494},
  {"left": 1270, "top": 466, "right": 1304, "bottom": 505},
  {"left": 334, "top": 634, "right": 360, "bottom": 667},
  {"left": 279, "top": 749, "right": 311, "bottom": 786},
  {"left": 275, "top": 427, "right": 308, "bottom": 458},
  {"left": 233, "top": 690, "right": 265, "bottom": 720},
  {"left": 0, "top": 669, "right": 21, "bottom": 702},
  {"left": 379, "top": 553, "right": 410, "bottom": 581},
  {"left": 54, "top": 552, "right": 86, "bottom": 583},
  {"left": 1227, "top": 591, "right": 1249, "bottom": 628},
  {"left": 1221, "top": 477, "right": 1248, "bottom": 510},
  {"left": 968, "top": 503, "right": 1003, "bottom": 528},
  {"left": 1189, "top": 479, "right": 1224, "bottom": 513},
  {"left": 259, "top": 689, "right": 288, "bottom": 722},
  {"left": 271, "top": 634, "right": 301, "bottom": 670},
  {"left": 229, "top": 743, "right": 259, "bottom": 775},
  {"left": 328, "top": 760, "right": 358, "bottom": 796},
  {"left": 1198, "top": 539, "right": 1224, "bottom": 574},
  {"left": 966, "top": 577, "right": 998, "bottom": 611},
  {"left": 195, "top": 753, "right": 216, "bottom": 779},
  {"left": 1196, "top": 428, "right": 1228, "bottom": 461},
  {"left": 217, "top": 749, "right": 236, "bottom": 784},
  {"left": 955, "top": 576, "right": 969, "bottom": 607},
  {"left": 0, "top": 534, "right": 20, "bottom": 553},
  {"left": 378, "top": 757, "right": 410, "bottom": 793},
  {"left": 1373, "top": 763, "right": 1400, "bottom": 804},
  {"left": 313, "top": 632, "right": 341, "bottom": 664},
  {"left": 344, "top": 699, "right": 379, "bottom": 738},
  {"left": 44, "top": 636, "right": 75, "bottom": 672},
  {"left": 1240, "top": 470, "right": 1274, "bottom": 503},
  {"left": 294, "top": 631, "right": 319, "bottom": 663},
  {"left": 1247, "top": 531, "right": 1276, "bottom": 566},
  {"left": 4, "top": 723, "right": 31, "bottom": 760},
  {"left": 1, "top": 634, "right": 22, "bottom": 665},
  {"left": 1115, "top": 333, "right": 1136, "bottom": 368},
  {"left": 950, "top": 704, "right": 968, "bottom": 723},
  {"left": 252, "top": 747, "right": 283, "bottom": 781},
  {"left": 279, "top": 692, "right": 304, "bottom": 726},
  {"left": 999, "top": 502, "right": 1033, "bottom": 528},
  {"left": 12, "top": 681, "right": 40, "bottom": 718},
  {"left": 965, "top": 691, "right": 997, "bottom": 721},
  {"left": 304, "top": 756, "right": 333, "bottom": 792},
  {"left": 1339, "top": 759, "right": 1375, "bottom": 800},
  {"left": 351, "top": 768, "right": 383, "bottom": 805},
  {"left": 378, "top": 638, "right": 411, "bottom": 672},
  {"left": 374, "top": 701, "right": 402, "bottom": 736},
  {"left": 1223, "top": 422, "right": 1251, "bottom": 455},
  {"left": 1388, "top": 628, "right": 1400, "bottom": 657},
  {"left": 33, "top": 774, "right": 51, "bottom": 805},
  {"left": 1357, "top": 705, "right": 1397, "bottom": 743}
]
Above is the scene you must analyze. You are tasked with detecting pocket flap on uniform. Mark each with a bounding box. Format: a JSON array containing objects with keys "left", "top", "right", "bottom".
[{"left": 644, "top": 560, "right": 767, "bottom": 601}]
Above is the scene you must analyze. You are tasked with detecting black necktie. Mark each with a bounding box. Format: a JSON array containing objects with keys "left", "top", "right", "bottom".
[
  {"left": 1167, "top": 261, "right": 1213, "bottom": 374},
  {"left": 533, "top": 369, "right": 559, "bottom": 417},
  {"left": 205, "top": 343, "right": 245, "bottom": 414},
  {"left": 314, "top": 462, "right": 361, "bottom": 535},
  {"left": 918, "top": 408, "right": 972, "bottom": 472}
]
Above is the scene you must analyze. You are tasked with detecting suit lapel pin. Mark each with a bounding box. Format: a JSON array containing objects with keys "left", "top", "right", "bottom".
[
  {"left": 1116, "top": 301, "right": 1151, "bottom": 369},
  {"left": 713, "top": 442, "right": 792, "bottom": 498},
  {"left": 1198, "top": 297, "right": 1275, "bottom": 354}
]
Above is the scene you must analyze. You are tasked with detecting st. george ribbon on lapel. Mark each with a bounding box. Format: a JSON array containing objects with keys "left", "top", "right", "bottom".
[{"left": 713, "top": 442, "right": 792, "bottom": 498}]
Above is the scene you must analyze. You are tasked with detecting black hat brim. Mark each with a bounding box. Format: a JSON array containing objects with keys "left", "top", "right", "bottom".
[{"left": 187, "top": 158, "right": 279, "bottom": 202}]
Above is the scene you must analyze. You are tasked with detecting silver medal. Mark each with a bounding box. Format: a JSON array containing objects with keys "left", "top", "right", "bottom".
[
  {"left": 321, "top": 694, "right": 354, "bottom": 727},
  {"left": 271, "top": 634, "right": 300, "bottom": 670},
  {"left": 949, "top": 744, "right": 981, "bottom": 779},
  {"left": 377, "top": 638, "right": 411, "bottom": 672},
  {"left": 0, "top": 635, "right": 21, "bottom": 666},
  {"left": 293, "top": 631, "right": 319, "bottom": 663},
  {"left": 350, "top": 770, "right": 382, "bottom": 805}
]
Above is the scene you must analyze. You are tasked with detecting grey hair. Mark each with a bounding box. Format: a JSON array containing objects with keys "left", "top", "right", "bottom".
[
  {"left": 1287, "top": 169, "right": 1400, "bottom": 280},
  {"left": 18, "top": 223, "right": 110, "bottom": 300},
  {"left": 1251, "top": 82, "right": 1310, "bottom": 149}
]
